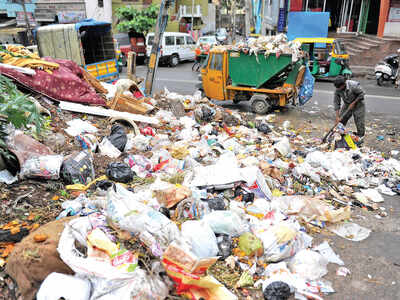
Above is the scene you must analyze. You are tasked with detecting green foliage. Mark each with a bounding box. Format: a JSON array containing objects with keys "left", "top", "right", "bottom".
[
  {"left": 0, "top": 75, "right": 44, "bottom": 158},
  {"left": 116, "top": 4, "right": 160, "bottom": 34}
]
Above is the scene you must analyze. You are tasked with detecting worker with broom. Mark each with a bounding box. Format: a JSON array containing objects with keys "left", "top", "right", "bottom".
[{"left": 333, "top": 76, "right": 366, "bottom": 141}]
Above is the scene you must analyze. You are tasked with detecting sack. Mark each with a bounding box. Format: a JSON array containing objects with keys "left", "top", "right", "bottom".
[
  {"left": 106, "top": 162, "right": 134, "bottom": 183},
  {"left": 108, "top": 124, "right": 127, "bottom": 152},
  {"left": 61, "top": 151, "right": 95, "bottom": 185}
]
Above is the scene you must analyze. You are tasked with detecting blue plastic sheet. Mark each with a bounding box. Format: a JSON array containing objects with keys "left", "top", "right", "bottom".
[
  {"left": 287, "top": 12, "right": 330, "bottom": 42},
  {"left": 298, "top": 66, "right": 315, "bottom": 106}
]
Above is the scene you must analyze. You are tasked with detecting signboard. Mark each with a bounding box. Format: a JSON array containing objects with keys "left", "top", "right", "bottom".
[
  {"left": 16, "top": 11, "right": 37, "bottom": 27},
  {"left": 388, "top": 7, "right": 400, "bottom": 22},
  {"left": 287, "top": 12, "right": 330, "bottom": 41},
  {"left": 277, "top": 8, "right": 286, "bottom": 32},
  {"left": 57, "top": 11, "right": 86, "bottom": 24}
]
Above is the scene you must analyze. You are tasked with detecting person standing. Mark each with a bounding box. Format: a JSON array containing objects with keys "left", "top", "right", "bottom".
[{"left": 333, "top": 76, "right": 366, "bottom": 138}]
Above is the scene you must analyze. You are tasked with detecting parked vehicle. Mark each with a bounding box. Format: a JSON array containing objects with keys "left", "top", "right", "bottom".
[
  {"left": 215, "top": 28, "right": 228, "bottom": 44},
  {"left": 115, "top": 32, "right": 146, "bottom": 65},
  {"left": 374, "top": 53, "right": 399, "bottom": 86},
  {"left": 146, "top": 32, "right": 196, "bottom": 67},
  {"left": 196, "top": 35, "right": 217, "bottom": 48},
  {"left": 294, "top": 38, "right": 352, "bottom": 80},
  {"left": 37, "top": 20, "right": 119, "bottom": 82},
  {"left": 199, "top": 48, "right": 307, "bottom": 114}
]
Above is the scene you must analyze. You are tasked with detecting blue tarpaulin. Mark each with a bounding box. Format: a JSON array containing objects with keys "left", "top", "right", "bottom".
[
  {"left": 287, "top": 12, "right": 330, "bottom": 41},
  {"left": 298, "top": 66, "right": 315, "bottom": 106},
  {"left": 75, "top": 19, "right": 111, "bottom": 31}
]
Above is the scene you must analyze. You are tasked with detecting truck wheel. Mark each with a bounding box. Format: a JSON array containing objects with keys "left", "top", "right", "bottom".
[
  {"left": 170, "top": 54, "right": 179, "bottom": 67},
  {"left": 251, "top": 95, "right": 270, "bottom": 114}
]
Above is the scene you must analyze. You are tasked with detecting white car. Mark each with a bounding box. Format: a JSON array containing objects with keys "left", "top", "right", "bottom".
[
  {"left": 196, "top": 35, "right": 217, "bottom": 47},
  {"left": 146, "top": 32, "right": 196, "bottom": 67}
]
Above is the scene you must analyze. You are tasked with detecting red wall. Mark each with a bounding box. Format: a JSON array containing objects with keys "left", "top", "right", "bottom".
[{"left": 290, "top": 0, "right": 303, "bottom": 11}]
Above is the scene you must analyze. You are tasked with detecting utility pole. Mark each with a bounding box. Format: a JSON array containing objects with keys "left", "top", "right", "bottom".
[
  {"left": 17, "top": 0, "right": 33, "bottom": 45},
  {"left": 191, "top": 0, "right": 195, "bottom": 31},
  {"left": 245, "top": 0, "right": 251, "bottom": 37},
  {"left": 145, "top": 0, "right": 172, "bottom": 95},
  {"left": 232, "top": 0, "right": 236, "bottom": 43}
]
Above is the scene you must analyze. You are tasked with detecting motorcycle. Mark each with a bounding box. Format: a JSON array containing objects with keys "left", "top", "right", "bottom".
[{"left": 374, "top": 53, "right": 399, "bottom": 86}]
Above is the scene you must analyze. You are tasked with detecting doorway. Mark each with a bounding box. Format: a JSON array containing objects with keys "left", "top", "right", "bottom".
[{"left": 365, "top": 0, "right": 380, "bottom": 34}]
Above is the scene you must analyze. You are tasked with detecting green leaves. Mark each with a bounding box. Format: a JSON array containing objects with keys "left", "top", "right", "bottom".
[
  {"left": 115, "top": 4, "right": 159, "bottom": 34},
  {"left": 0, "top": 75, "right": 44, "bottom": 153}
]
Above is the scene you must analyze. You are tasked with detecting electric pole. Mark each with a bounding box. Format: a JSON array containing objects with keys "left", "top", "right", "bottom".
[
  {"left": 17, "top": 0, "right": 33, "bottom": 45},
  {"left": 145, "top": 0, "right": 172, "bottom": 96},
  {"left": 245, "top": 0, "right": 251, "bottom": 37}
]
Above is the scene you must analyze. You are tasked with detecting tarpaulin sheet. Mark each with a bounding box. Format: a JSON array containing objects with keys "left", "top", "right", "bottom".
[
  {"left": 75, "top": 19, "right": 111, "bottom": 31},
  {"left": 0, "top": 58, "right": 106, "bottom": 106},
  {"left": 287, "top": 12, "right": 330, "bottom": 41}
]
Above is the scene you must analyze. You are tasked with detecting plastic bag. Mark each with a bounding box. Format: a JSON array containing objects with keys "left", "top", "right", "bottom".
[
  {"left": 98, "top": 138, "right": 121, "bottom": 158},
  {"left": 61, "top": 151, "right": 95, "bottom": 185},
  {"left": 106, "top": 162, "right": 134, "bottom": 183},
  {"left": 298, "top": 66, "right": 315, "bottom": 106},
  {"left": 313, "top": 241, "right": 344, "bottom": 265},
  {"left": 181, "top": 220, "right": 219, "bottom": 258},
  {"left": 129, "top": 268, "right": 169, "bottom": 300},
  {"left": 20, "top": 154, "right": 63, "bottom": 179},
  {"left": 238, "top": 232, "right": 263, "bottom": 257},
  {"left": 288, "top": 250, "right": 328, "bottom": 280},
  {"left": 203, "top": 211, "right": 248, "bottom": 237},
  {"left": 36, "top": 272, "right": 91, "bottom": 300},
  {"left": 217, "top": 234, "right": 232, "bottom": 259},
  {"left": 207, "top": 196, "right": 227, "bottom": 210},
  {"left": 106, "top": 184, "right": 181, "bottom": 255},
  {"left": 328, "top": 222, "right": 371, "bottom": 241},
  {"left": 253, "top": 221, "right": 308, "bottom": 262},
  {"left": 263, "top": 281, "right": 291, "bottom": 300},
  {"left": 57, "top": 217, "right": 141, "bottom": 300},
  {"left": 108, "top": 124, "right": 127, "bottom": 152}
]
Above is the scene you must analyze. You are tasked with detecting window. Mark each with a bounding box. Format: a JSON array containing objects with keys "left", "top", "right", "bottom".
[
  {"left": 165, "top": 36, "right": 175, "bottom": 46},
  {"left": 98, "top": 0, "right": 103, "bottom": 7},
  {"left": 186, "top": 36, "right": 195, "bottom": 45},
  {"left": 210, "top": 54, "right": 223, "bottom": 71},
  {"left": 147, "top": 36, "right": 154, "bottom": 46},
  {"left": 176, "top": 36, "right": 185, "bottom": 45}
]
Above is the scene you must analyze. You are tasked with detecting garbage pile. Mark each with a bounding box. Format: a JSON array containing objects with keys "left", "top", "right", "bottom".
[
  {"left": 216, "top": 34, "right": 303, "bottom": 62},
  {"left": 1, "top": 86, "right": 400, "bottom": 300}
]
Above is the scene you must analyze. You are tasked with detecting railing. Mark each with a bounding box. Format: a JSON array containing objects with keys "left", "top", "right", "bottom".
[{"left": 178, "top": 5, "right": 202, "bottom": 18}]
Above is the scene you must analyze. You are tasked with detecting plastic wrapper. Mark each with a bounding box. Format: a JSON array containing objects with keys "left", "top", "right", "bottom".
[
  {"left": 181, "top": 220, "right": 219, "bottom": 258},
  {"left": 106, "top": 184, "right": 181, "bottom": 255},
  {"left": 328, "top": 222, "right": 371, "bottom": 241},
  {"left": 161, "top": 242, "right": 219, "bottom": 293},
  {"left": 106, "top": 162, "right": 134, "bottom": 183},
  {"left": 61, "top": 151, "right": 95, "bottom": 185},
  {"left": 65, "top": 119, "right": 98, "bottom": 136},
  {"left": 203, "top": 211, "right": 248, "bottom": 237},
  {"left": 270, "top": 195, "right": 351, "bottom": 223},
  {"left": 154, "top": 184, "right": 192, "bottom": 208},
  {"left": 20, "top": 154, "right": 63, "bottom": 179},
  {"left": 288, "top": 250, "right": 328, "bottom": 280},
  {"left": 313, "top": 241, "right": 344, "bottom": 265},
  {"left": 98, "top": 138, "right": 121, "bottom": 158},
  {"left": 76, "top": 134, "right": 98, "bottom": 152},
  {"left": 253, "top": 221, "right": 309, "bottom": 262},
  {"left": 36, "top": 272, "right": 91, "bottom": 300}
]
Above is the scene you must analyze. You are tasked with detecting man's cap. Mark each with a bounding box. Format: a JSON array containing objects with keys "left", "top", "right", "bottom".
[{"left": 334, "top": 75, "right": 346, "bottom": 88}]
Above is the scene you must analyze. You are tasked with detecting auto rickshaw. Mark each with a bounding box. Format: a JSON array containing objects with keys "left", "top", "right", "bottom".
[{"left": 294, "top": 38, "right": 352, "bottom": 80}]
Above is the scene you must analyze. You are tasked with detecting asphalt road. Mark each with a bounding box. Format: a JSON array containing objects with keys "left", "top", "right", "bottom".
[{"left": 135, "top": 61, "right": 400, "bottom": 120}]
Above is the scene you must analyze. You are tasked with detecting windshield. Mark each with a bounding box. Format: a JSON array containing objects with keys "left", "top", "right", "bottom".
[
  {"left": 334, "top": 40, "right": 346, "bottom": 55},
  {"left": 147, "top": 35, "right": 154, "bottom": 46},
  {"left": 199, "top": 37, "right": 215, "bottom": 44}
]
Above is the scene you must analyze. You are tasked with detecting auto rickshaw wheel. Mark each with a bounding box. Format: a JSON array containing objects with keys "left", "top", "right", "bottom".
[
  {"left": 250, "top": 95, "right": 270, "bottom": 114},
  {"left": 377, "top": 76, "right": 384, "bottom": 86}
]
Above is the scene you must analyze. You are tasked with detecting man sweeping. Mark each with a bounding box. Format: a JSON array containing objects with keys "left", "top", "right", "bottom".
[{"left": 333, "top": 76, "right": 366, "bottom": 140}]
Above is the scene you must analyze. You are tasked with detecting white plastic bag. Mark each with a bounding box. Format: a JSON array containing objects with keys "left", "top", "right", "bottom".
[
  {"left": 20, "top": 154, "right": 63, "bottom": 179},
  {"left": 37, "top": 272, "right": 91, "bottom": 300},
  {"left": 203, "top": 210, "right": 248, "bottom": 237},
  {"left": 253, "top": 221, "right": 308, "bottom": 262},
  {"left": 98, "top": 138, "right": 121, "bottom": 158},
  {"left": 313, "top": 241, "right": 344, "bottom": 265},
  {"left": 328, "top": 222, "right": 371, "bottom": 241},
  {"left": 289, "top": 250, "right": 328, "bottom": 280},
  {"left": 181, "top": 220, "right": 219, "bottom": 258},
  {"left": 106, "top": 184, "right": 181, "bottom": 255},
  {"left": 57, "top": 217, "right": 140, "bottom": 300}
]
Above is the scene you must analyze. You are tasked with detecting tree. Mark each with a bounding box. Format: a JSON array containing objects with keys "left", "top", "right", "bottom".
[{"left": 116, "top": 4, "right": 160, "bottom": 35}]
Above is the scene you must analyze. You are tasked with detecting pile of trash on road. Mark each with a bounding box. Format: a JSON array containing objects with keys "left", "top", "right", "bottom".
[{"left": 0, "top": 78, "right": 400, "bottom": 300}]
